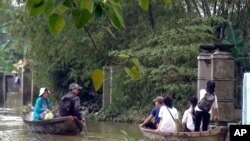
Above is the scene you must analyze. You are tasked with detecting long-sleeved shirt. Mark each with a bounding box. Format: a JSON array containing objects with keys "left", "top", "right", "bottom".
[
  {"left": 60, "top": 92, "right": 82, "bottom": 120},
  {"left": 33, "top": 96, "right": 51, "bottom": 121}
]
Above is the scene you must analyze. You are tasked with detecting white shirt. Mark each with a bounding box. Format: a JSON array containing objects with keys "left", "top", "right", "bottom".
[
  {"left": 158, "top": 105, "right": 179, "bottom": 132},
  {"left": 182, "top": 107, "right": 195, "bottom": 131},
  {"left": 195, "top": 89, "right": 218, "bottom": 113}
]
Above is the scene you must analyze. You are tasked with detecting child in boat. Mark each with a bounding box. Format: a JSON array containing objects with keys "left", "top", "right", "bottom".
[
  {"left": 182, "top": 96, "right": 198, "bottom": 132},
  {"left": 158, "top": 96, "right": 179, "bottom": 132},
  {"left": 139, "top": 96, "right": 163, "bottom": 129},
  {"left": 33, "top": 88, "right": 52, "bottom": 121}
]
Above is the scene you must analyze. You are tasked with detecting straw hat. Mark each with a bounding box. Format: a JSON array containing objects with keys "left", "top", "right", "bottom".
[{"left": 39, "top": 88, "right": 51, "bottom": 96}]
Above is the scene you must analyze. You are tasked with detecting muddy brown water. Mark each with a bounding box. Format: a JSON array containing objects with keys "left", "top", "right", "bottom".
[{"left": 0, "top": 113, "right": 145, "bottom": 141}]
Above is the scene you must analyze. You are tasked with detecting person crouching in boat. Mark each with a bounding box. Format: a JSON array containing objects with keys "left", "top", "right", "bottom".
[
  {"left": 33, "top": 88, "right": 52, "bottom": 121},
  {"left": 157, "top": 96, "right": 179, "bottom": 132},
  {"left": 139, "top": 96, "right": 163, "bottom": 129},
  {"left": 182, "top": 96, "right": 198, "bottom": 132},
  {"left": 59, "top": 83, "right": 83, "bottom": 120}
]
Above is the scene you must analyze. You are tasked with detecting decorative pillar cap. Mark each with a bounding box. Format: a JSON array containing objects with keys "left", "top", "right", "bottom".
[
  {"left": 214, "top": 44, "right": 234, "bottom": 52},
  {"left": 200, "top": 44, "right": 217, "bottom": 53}
]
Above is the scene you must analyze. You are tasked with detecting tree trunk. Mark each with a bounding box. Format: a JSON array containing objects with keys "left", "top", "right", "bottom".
[
  {"left": 224, "top": 0, "right": 234, "bottom": 20},
  {"left": 201, "top": 0, "right": 207, "bottom": 16},
  {"left": 217, "top": 0, "right": 225, "bottom": 16},
  {"left": 235, "top": 0, "right": 242, "bottom": 27},
  {"left": 148, "top": 1, "right": 155, "bottom": 29},
  {"left": 192, "top": 0, "right": 202, "bottom": 17},
  {"left": 213, "top": 0, "right": 218, "bottom": 16},
  {"left": 242, "top": 2, "right": 249, "bottom": 40},
  {"left": 230, "top": 0, "right": 235, "bottom": 21},
  {"left": 202, "top": 0, "right": 211, "bottom": 16},
  {"left": 184, "top": 0, "right": 192, "bottom": 12}
]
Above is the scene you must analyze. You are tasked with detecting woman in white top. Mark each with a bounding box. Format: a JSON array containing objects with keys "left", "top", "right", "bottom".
[
  {"left": 158, "top": 96, "right": 179, "bottom": 132},
  {"left": 182, "top": 96, "right": 198, "bottom": 132},
  {"left": 194, "top": 80, "right": 219, "bottom": 131}
]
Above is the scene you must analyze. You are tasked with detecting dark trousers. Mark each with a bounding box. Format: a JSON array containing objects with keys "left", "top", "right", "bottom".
[
  {"left": 144, "top": 122, "right": 157, "bottom": 129},
  {"left": 194, "top": 111, "right": 210, "bottom": 131}
]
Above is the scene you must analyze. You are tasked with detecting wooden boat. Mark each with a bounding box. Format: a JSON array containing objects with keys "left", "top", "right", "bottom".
[
  {"left": 23, "top": 114, "right": 83, "bottom": 135},
  {"left": 140, "top": 126, "right": 228, "bottom": 141}
]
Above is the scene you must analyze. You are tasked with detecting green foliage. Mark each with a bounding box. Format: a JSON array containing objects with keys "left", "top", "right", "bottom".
[
  {"left": 48, "top": 13, "right": 65, "bottom": 33},
  {"left": 26, "top": 0, "right": 127, "bottom": 32},
  {"left": 0, "top": 0, "right": 22, "bottom": 72},
  {"left": 3, "top": 0, "right": 250, "bottom": 122},
  {"left": 97, "top": 15, "right": 221, "bottom": 118},
  {"left": 27, "top": 0, "right": 52, "bottom": 16},
  {"left": 72, "top": 9, "right": 91, "bottom": 29},
  {"left": 138, "top": 0, "right": 149, "bottom": 11},
  {"left": 80, "top": 0, "right": 94, "bottom": 13}
]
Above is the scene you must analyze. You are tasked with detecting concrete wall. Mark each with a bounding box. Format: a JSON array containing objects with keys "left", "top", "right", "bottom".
[
  {"left": 103, "top": 66, "right": 112, "bottom": 108},
  {"left": 198, "top": 44, "right": 241, "bottom": 122},
  {"left": 21, "top": 67, "right": 32, "bottom": 105},
  {"left": 0, "top": 72, "right": 4, "bottom": 106}
]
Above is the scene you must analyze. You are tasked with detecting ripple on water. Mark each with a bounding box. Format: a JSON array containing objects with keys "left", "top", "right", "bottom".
[
  {"left": 0, "top": 115, "right": 23, "bottom": 128},
  {"left": 0, "top": 116, "right": 145, "bottom": 141}
]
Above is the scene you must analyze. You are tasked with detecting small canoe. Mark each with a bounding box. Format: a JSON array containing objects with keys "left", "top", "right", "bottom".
[
  {"left": 140, "top": 126, "right": 228, "bottom": 141},
  {"left": 23, "top": 114, "right": 83, "bottom": 135}
]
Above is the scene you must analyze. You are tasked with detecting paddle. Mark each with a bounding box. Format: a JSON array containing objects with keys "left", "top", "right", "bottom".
[{"left": 82, "top": 119, "right": 89, "bottom": 137}]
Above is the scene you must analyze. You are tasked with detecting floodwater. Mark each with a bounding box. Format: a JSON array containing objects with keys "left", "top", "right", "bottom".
[
  {"left": 0, "top": 92, "right": 145, "bottom": 141},
  {"left": 0, "top": 111, "right": 145, "bottom": 141}
]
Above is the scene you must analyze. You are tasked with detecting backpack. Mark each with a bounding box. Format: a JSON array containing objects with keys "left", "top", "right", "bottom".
[
  {"left": 59, "top": 96, "right": 74, "bottom": 117},
  {"left": 197, "top": 92, "right": 215, "bottom": 112}
]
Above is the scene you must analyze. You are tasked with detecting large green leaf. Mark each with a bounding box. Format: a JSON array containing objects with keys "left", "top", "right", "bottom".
[
  {"left": 57, "top": 4, "right": 69, "bottom": 14},
  {"left": 48, "top": 14, "right": 65, "bottom": 34},
  {"left": 112, "top": 1, "right": 124, "bottom": 26},
  {"left": 118, "top": 53, "right": 129, "bottom": 59},
  {"left": 164, "top": 0, "right": 172, "bottom": 4},
  {"left": 138, "top": 0, "right": 149, "bottom": 11},
  {"left": 27, "top": 0, "right": 48, "bottom": 16},
  {"left": 27, "top": 0, "right": 44, "bottom": 8},
  {"left": 124, "top": 66, "right": 142, "bottom": 80},
  {"left": 105, "top": 0, "right": 125, "bottom": 30},
  {"left": 72, "top": 9, "right": 91, "bottom": 29},
  {"left": 92, "top": 69, "right": 104, "bottom": 91},
  {"left": 107, "top": 8, "right": 125, "bottom": 30},
  {"left": 44, "top": 2, "right": 54, "bottom": 16},
  {"left": 80, "top": 0, "right": 94, "bottom": 13},
  {"left": 53, "top": 0, "right": 66, "bottom": 12},
  {"left": 131, "top": 58, "right": 144, "bottom": 74}
]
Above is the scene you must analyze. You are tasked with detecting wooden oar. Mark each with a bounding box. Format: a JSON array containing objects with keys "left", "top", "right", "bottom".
[{"left": 82, "top": 119, "right": 89, "bottom": 137}]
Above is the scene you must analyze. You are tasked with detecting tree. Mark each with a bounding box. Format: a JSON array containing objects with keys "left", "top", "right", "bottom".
[{"left": 0, "top": 0, "right": 23, "bottom": 72}]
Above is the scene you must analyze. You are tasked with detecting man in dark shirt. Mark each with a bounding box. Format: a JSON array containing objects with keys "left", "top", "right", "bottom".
[
  {"left": 59, "top": 83, "right": 83, "bottom": 120},
  {"left": 139, "top": 96, "right": 163, "bottom": 129}
]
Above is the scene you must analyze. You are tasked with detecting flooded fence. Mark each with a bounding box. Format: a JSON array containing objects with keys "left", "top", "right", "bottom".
[{"left": 0, "top": 67, "right": 32, "bottom": 108}]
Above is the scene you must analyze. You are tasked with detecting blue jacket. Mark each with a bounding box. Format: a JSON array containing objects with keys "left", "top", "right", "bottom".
[{"left": 33, "top": 97, "right": 51, "bottom": 121}]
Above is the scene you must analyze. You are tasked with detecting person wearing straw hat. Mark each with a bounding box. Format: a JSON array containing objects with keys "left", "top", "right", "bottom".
[
  {"left": 33, "top": 88, "right": 52, "bottom": 121},
  {"left": 139, "top": 96, "right": 163, "bottom": 129},
  {"left": 59, "top": 83, "right": 83, "bottom": 120}
]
